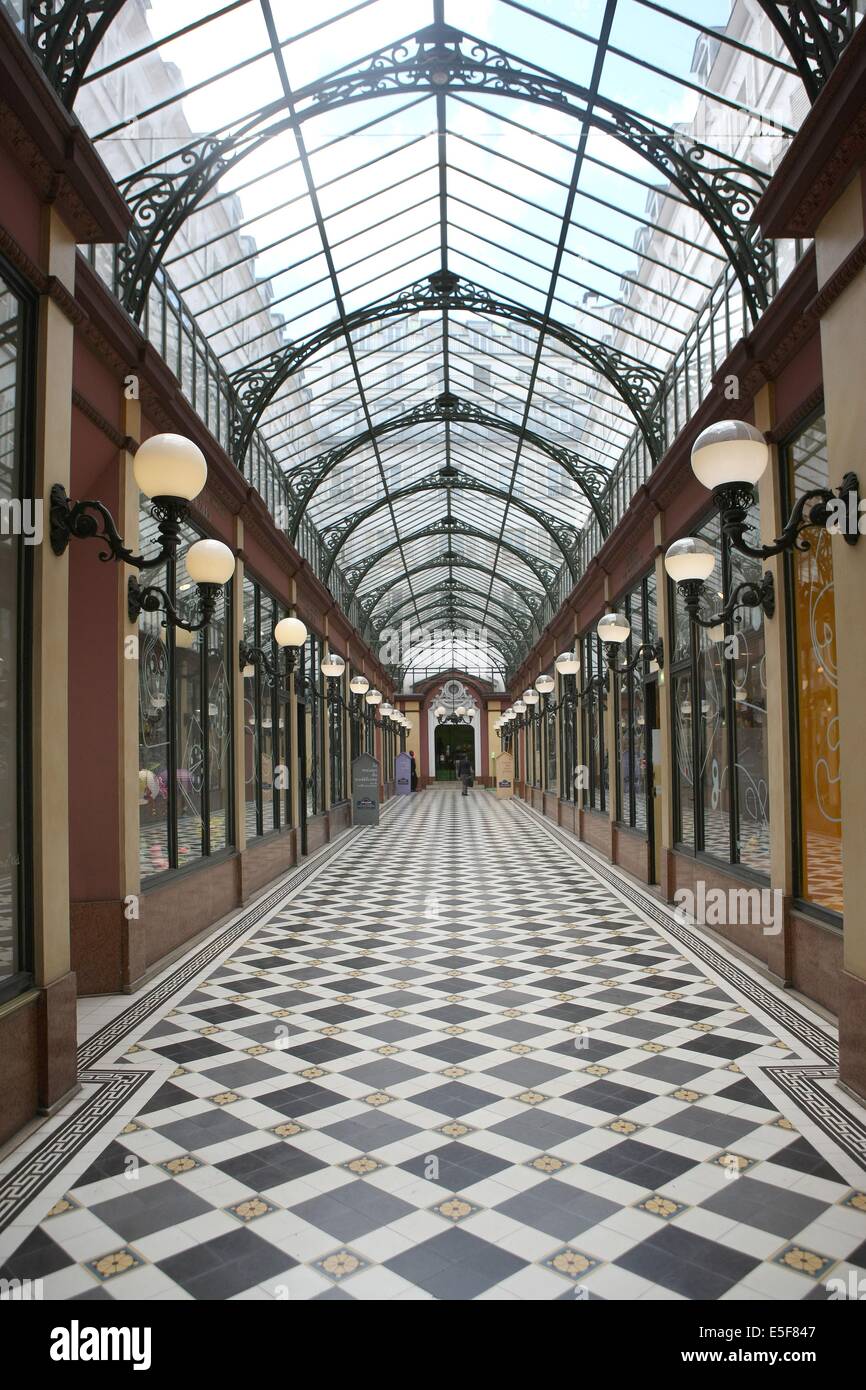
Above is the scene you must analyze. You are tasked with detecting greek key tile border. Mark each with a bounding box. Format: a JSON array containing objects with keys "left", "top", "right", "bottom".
[
  {"left": 507, "top": 798, "right": 838, "bottom": 1065},
  {"left": 762, "top": 1064, "right": 866, "bottom": 1169},
  {"left": 0, "top": 1070, "right": 153, "bottom": 1234}
]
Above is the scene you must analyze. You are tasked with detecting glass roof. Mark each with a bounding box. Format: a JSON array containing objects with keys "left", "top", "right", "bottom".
[{"left": 60, "top": 0, "right": 832, "bottom": 677}]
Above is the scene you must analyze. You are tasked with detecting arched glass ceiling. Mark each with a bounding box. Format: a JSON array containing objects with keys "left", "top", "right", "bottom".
[{"left": 24, "top": 0, "right": 860, "bottom": 674}]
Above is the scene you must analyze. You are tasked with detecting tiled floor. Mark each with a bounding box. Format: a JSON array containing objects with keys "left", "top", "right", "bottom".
[{"left": 2, "top": 787, "right": 865, "bottom": 1301}]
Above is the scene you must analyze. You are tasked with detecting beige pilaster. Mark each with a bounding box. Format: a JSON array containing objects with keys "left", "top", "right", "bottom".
[{"left": 653, "top": 514, "right": 675, "bottom": 882}]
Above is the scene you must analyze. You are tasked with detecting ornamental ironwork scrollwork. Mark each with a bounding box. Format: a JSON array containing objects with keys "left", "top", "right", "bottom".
[
  {"left": 282, "top": 391, "right": 612, "bottom": 540},
  {"left": 756, "top": 1, "right": 857, "bottom": 101},
  {"left": 231, "top": 275, "right": 666, "bottom": 471},
  {"left": 319, "top": 468, "right": 581, "bottom": 579},
  {"left": 24, "top": 0, "right": 126, "bottom": 107}
]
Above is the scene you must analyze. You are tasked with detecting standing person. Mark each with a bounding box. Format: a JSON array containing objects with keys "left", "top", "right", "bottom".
[
  {"left": 457, "top": 752, "right": 473, "bottom": 797},
  {"left": 409, "top": 750, "right": 418, "bottom": 792}
]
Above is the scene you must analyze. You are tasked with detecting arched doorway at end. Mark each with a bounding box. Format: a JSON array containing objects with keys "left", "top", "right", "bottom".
[{"left": 433, "top": 723, "right": 475, "bottom": 781}]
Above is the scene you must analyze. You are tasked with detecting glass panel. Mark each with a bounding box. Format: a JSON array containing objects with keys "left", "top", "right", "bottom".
[
  {"left": 175, "top": 535, "right": 205, "bottom": 867},
  {"left": 790, "top": 416, "right": 842, "bottom": 913},
  {"left": 0, "top": 278, "right": 25, "bottom": 985},
  {"left": 206, "top": 582, "right": 231, "bottom": 852},
  {"left": 242, "top": 578, "right": 259, "bottom": 839},
  {"left": 674, "top": 671, "right": 695, "bottom": 847},
  {"left": 730, "top": 531, "right": 770, "bottom": 873},
  {"left": 138, "top": 542, "right": 171, "bottom": 880}
]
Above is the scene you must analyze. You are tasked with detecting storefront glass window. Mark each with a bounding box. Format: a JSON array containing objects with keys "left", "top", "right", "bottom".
[{"left": 788, "top": 413, "right": 842, "bottom": 915}]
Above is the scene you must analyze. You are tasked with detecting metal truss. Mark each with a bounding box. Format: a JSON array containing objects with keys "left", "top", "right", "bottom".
[
  {"left": 94, "top": 27, "right": 779, "bottom": 323},
  {"left": 319, "top": 466, "right": 584, "bottom": 580},
  {"left": 26, "top": 3, "right": 856, "bottom": 123},
  {"left": 283, "top": 389, "right": 612, "bottom": 539},
  {"left": 355, "top": 552, "right": 545, "bottom": 629},
  {"left": 342, "top": 517, "right": 560, "bottom": 605},
  {"left": 231, "top": 273, "right": 666, "bottom": 468},
  {"left": 370, "top": 584, "right": 529, "bottom": 655}
]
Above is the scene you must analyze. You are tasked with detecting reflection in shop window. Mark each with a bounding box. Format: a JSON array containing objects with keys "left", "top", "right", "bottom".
[
  {"left": 242, "top": 577, "right": 290, "bottom": 839},
  {"left": 670, "top": 509, "right": 769, "bottom": 873},
  {"left": 613, "top": 572, "right": 657, "bottom": 831},
  {"left": 138, "top": 519, "right": 234, "bottom": 879},
  {"left": 0, "top": 271, "right": 32, "bottom": 1000},
  {"left": 787, "top": 413, "right": 842, "bottom": 916}
]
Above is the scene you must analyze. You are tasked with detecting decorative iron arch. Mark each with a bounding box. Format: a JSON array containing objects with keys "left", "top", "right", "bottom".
[
  {"left": 26, "top": 4, "right": 856, "bottom": 115},
  {"left": 343, "top": 517, "right": 560, "bottom": 605},
  {"left": 103, "top": 28, "right": 775, "bottom": 323},
  {"left": 282, "top": 391, "right": 612, "bottom": 539},
  {"left": 356, "top": 553, "right": 544, "bottom": 629},
  {"left": 371, "top": 576, "right": 535, "bottom": 639},
  {"left": 319, "top": 468, "right": 583, "bottom": 580},
  {"left": 233, "top": 279, "right": 665, "bottom": 469},
  {"left": 371, "top": 591, "right": 527, "bottom": 658}
]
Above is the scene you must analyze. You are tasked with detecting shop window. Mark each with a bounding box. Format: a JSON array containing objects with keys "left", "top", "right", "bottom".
[
  {"left": 581, "top": 632, "right": 606, "bottom": 811},
  {"left": 0, "top": 268, "right": 34, "bottom": 1002},
  {"left": 613, "top": 572, "right": 658, "bottom": 831},
  {"left": 785, "top": 413, "right": 842, "bottom": 918},
  {"left": 670, "top": 509, "right": 769, "bottom": 873},
  {"left": 300, "top": 633, "right": 325, "bottom": 816},
  {"left": 138, "top": 520, "right": 234, "bottom": 879},
  {"left": 241, "top": 577, "right": 291, "bottom": 839}
]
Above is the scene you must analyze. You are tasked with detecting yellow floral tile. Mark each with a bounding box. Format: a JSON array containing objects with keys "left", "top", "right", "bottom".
[
  {"left": 364, "top": 1092, "right": 393, "bottom": 1107},
  {"left": 86, "top": 1247, "right": 145, "bottom": 1282},
  {"left": 387, "top": 1009, "right": 406, "bottom": 1019},
  {"left": 527, "top": 1154, "right": 568, "bottom": 1174},
  {"left": 376, "top": 1045, "right": 400, "bottom": 1056},
  {"left": 319, "top": 1027, "right": 342, "bottom": 1037},
  {"left": 209, "top": 1091, "right": 240, "bottom": 1106},
  {"left": 642, "top": 1043, "right": 666, "bottom": 1053},
  {"left": 772, "top": 1245, "right": 836, "bottom": 1279},
  {"left": 444, "top": 1025, "right": 465, "bottom": 1035},
  {"left": 438, "top": 1122, "right": 471, "bottom": 1138},
  {"left": 300, "top": 1067, "right": 327, "bottom": 1079},
  {"left": 671, "top": 1088, "right": 702, "bottom": 1103},
  {"left": 46, "top": 1195, "right": 79, "bottom": 1218},
  {"left": 441, "top": 1066, "right": 467, "bottom": 1078},
  {"left": 316, "top": 1248, "right": 367, "bottom": 1282},
  {"left": 516, "top": 1090, "right": 547, "bottom": 1105},
  {"left": 159, "top": 1155, "right": 200, "bottom": 1176},
  {"left": 636, "top": 1194, "right": 688, "bottom": 1221},
  {"left": 433, "top": 1197, "right": 476, "bottom": 1222},
  {"left": 773, "top": 1115, "right": 796, "bottom": 1131},
  {"left": 343, "top": 1156, "right": 381, "bottom": 1176},
  {"left": 244, "top": 1045, "right": 269, "bottom": 1055},
  {"left": 711, "top": 1152, "right": 757, "bottom": 1175},
  {"left": 271, "top": 1121, "right": 305, "bottom": 1138},
  {"left": 545, "top": 1246, "right": 602, "bottom": 1281},
  {"left": 227, "top": 1196, "right": 277, "bottom": 1223},
  {"left": 606, "top": 1118, "right": 641, "bottom": 1135},
  {"left": 584, "top": 1064, "right": 610, "bottom": 1076},
  {"left": 509, "top": 1044, "right": 533, "bottom": 1055},
  {"left": 840, "top": 1190, "right": 866, "bottom": 1213},
  {"left": 691, "top": 1022, "right": 714, "bottom": 1033},
  {"left": 121, "top": 1121, "right": 142, "bottom": 1134}
]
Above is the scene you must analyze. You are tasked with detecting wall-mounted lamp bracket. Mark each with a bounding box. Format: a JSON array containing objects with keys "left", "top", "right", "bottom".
[{"left": 51, "top": 485, "right": 190, "bottom": 569}]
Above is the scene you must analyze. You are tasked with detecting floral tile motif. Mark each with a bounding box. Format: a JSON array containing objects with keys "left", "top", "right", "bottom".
[
  {"left": 772, "top": 1245, "right": 837, "bottom": 1280},
  {"left": 225, "top": 1196, "right": 281, "bottom": 1223},
  {"left": 315, "top": 1248, "right": 369, "bottom": 1283},
  {"left": 544, "top": 1246, "right": 603, "bottom": 1282},
  {"left": 635, "top": 1194, "right": 689, "bottom": 1221},
  {"left": 85, "top": 1247, "right": 147, "bottom": 1282}
]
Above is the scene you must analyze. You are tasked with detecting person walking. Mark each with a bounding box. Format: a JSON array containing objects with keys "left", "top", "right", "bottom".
[
  {"left": 457, "top": 753, "right": 473, "bottom": 797},
  {"left": 409, "top": 750, "right": 418, "bottom": 792}
]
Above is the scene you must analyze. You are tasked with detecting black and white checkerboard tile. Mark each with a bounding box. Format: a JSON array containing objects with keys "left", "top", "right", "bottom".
[{"left": 2, "top": 788, "right": 865, "bottom": 1301}]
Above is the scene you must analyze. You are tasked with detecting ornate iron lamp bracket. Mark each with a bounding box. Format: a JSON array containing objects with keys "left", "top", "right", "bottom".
[{"left": 50, "top": 485, "right": 189, "bottom": 569}]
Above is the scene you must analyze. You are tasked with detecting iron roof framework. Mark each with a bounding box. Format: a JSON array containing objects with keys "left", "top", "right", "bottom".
[{"left": 20, "top": 0, "right": 861, "bottom": 677}]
